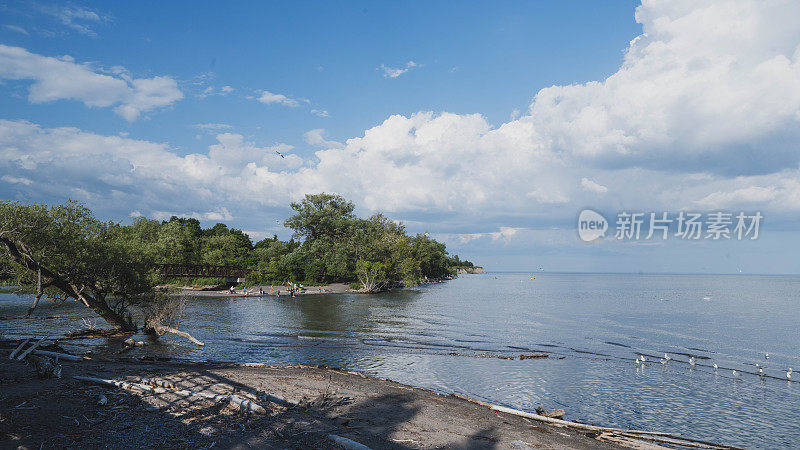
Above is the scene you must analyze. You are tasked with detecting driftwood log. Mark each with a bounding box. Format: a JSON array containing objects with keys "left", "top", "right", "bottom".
[
  {"left": 32, "top": 350, "right": 83, "bottom": 361},
  {"left": 149, "top": 325, "right": 204, "bottom": 346},
  {"left": 327, "top": 434, "right": 372, "bottom": 450},
  {"left": 450, "top": 393, "right": 742, "bottom": 450},
  {"left": 16, "top": 336, "right": 50, "bottom": 361},
  {"left": 8, "top": 339, "right": 30, "bottom": 359},
  {"left": 74, "top": 376, "right": 265, "bottom": 414}
]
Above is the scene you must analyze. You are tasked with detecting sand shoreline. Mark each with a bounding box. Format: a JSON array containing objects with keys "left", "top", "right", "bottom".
[
  {"left": 172, "top": 279, "right": 450, "bottom": 298},
  {"left": 1, "top": 342, "right": 617, "bottom": 449}
]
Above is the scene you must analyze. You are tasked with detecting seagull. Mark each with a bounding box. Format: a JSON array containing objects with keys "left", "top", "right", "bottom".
[
  {"left": 713, "top": 363, "right": 718, "bottom": 371},
  {"left": 765, "top": 353, "right": 770, "bottom": 360},
  {"left": 732, "top": 370, "right": 741, "bottom": 378},
  {"left": 275, "top": 149, "right": 285, "bottom": 158},
  {"left": 660, "top": 358, "right": 667, "bottom": 365},
  {"left": 635, "top": 357, "right": 641, "bottom": 365},
  {"left": 689, "top": 356, "right": 696, "bottom": 367},
  {"left": 788, "top": 368, "right": 793, "bottom": 380},
  {"left": 640, "top": 355, "right": 647, "bottom": 363},
  {"left": 758, "top": 367, "right": 764, "bottom": 377},
  {"left": 664, "top": 353, "right": 671, "bottom": 361}
]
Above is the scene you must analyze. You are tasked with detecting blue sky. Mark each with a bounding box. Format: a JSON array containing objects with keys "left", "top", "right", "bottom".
[{"left": 2, "top": 1, "right": 800, "bottom": 273}]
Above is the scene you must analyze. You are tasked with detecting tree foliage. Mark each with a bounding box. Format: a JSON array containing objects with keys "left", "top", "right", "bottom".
[{"left": 0, "top": 194, "right": 473, "bottom": 326}]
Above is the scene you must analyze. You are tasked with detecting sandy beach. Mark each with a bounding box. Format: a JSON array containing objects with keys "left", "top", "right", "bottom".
[
  {"left": 174, "top": 283, "right": 354, "bottom": 298},
  {"left": 0, "top": 340, "right": 618, "bottom": 449}
]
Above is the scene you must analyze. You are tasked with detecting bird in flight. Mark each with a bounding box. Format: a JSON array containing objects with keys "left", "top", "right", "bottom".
[{"left": 275, "top": 149, "right": 285, "bottom": 158}]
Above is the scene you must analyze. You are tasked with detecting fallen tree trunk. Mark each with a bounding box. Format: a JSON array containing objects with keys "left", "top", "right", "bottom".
[
  {"left": 450, "top": 393, "right": 741, "bottom": 449},
  {"left": 328, "top": 434, "right": 372, "bottom": 450},
  {"left": 33, "top": 350, "right": 83, "bottom": 361},
  {"left": 149, "top": 325, "right": 204, "bottom": 346},
  {"left": 17, "top": 336, "right": 49, "bottom": 361},
  {"left": 8, "top": 339, "right": 30, "bottom": 359},
  {"left": 74, "top": 376, "right": 265, "bottom": 414}
]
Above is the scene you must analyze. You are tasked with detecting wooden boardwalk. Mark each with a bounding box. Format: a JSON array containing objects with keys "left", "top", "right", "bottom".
[{"left": 158, "top": 264, "right": 251, "bottom": 279}]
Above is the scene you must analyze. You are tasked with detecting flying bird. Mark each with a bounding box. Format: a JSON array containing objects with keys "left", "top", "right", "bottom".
[{"left": 275, "top": 149, "right": 285, "bottom": 158}]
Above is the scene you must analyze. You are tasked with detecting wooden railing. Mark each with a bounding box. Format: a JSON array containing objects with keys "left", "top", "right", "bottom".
[{"left": 157, "top": 264, "right": 251, "bottom": 279}]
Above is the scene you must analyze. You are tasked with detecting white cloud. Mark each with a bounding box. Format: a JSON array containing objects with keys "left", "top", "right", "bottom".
[
  {"left": 198, "top": 85, "right": 234, "bottom": 98},
  {"left": 439, "top": 227, "right": 525, "bottom": 245},
  {"left": 581, "top": 177, "right": 608, "bottom": 194},
  {"left": 193, "top": 123, "right": 233, "bottom": 133},
  {"left": 3, "top": 25, "right": 29, "bottom": 35},
  {"left": 256, "top": 90, "right": 300, "bottom": 107},
  {"left": 3, "top": 0, "right": 800, "bottom": 232},
  {"left": 303, "top": 129, "right": 343, "bottom": 149},
  {"left": 311, "top": 109, "right": 329, "bottom": 117},
  {"left": 0, "top": 45, "right": 183, "bottom": 121},
  {"left": 35, "top": 4, "right": 107, "bottom": 36},
  {"left": 380, "top": 61, "right": 419, "bottom": 78},
  {"left": 152, "top": 208, "right": 233, "bottom": 222},
  {"left": 1, "top": 175, "right": 33, "bottom": 185}
]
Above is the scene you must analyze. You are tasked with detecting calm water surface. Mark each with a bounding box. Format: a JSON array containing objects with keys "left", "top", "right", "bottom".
[{"left": 2, "top": 273, "right": 799, "bottom": 448}]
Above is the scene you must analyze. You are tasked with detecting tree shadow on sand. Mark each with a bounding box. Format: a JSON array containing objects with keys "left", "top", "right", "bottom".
[{"left": 1, "top": 357, "right": 502, "bottom": 449}]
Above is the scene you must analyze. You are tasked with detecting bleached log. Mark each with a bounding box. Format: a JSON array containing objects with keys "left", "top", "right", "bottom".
[
  {"left": 452, "top": 393, "right": 671, "bottom": 436},
  {"left": 153, "top": 325, "right": 204, "bottom": 346},
  {"left": 74, "top": 376, "right": 265, "bottom": 414},
  {"left": 32, "top": 350, "right": 83, "bottom": 361},
  {"left": 328, "top": 434, "right": 372, "bottom": 450},
  {"left": 17, "top": 336, "right": 49, "bottom": 361},
  {"left": 450, "top": 394, "right": 739, "bottom": 449},
  {"left": 9, "top": 339, "right": 30, "bottom": 359}
]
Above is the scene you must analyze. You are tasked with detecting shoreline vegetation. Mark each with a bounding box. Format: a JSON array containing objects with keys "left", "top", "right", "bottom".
[{"left": 0, "top": 193, "right": 478, "bottom": 335}]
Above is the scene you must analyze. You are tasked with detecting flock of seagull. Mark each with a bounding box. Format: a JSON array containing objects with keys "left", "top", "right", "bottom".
[{"left": 635, "top": 352, "right": 793, "bottom": 381}]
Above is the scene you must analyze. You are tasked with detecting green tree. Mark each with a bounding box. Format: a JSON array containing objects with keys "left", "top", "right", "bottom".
[
  {"left": 284, "top": 193, "right": 356, "bottom": 241},
  {"left": 0, "top": 200, "right": 154, "bottom": 330}
]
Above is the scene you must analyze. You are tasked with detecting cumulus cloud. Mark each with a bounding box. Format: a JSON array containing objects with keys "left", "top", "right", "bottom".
[
  {"left": 0, "top": 120, "right": 302, "bottom": 220},
  {"left": 256, "top": 90, "right": 300, "bottom": 107},
  {"left": 303, "top": 129, "right": 343, "bottom": 149},
  {"left": 151, "top": 207, "right": 233, "bottom": 222},
  {"left": 3, "top": 0, "right": 800, "bottom": 233},
  {"left": 581, "top": 177, "right": 608, "bottom": 194},
  {"left": 444, "top": 227, "right": 525, "bottom": 244},
  {"left": 1, "top": 175, "right": 33, "bottom": 185},
  {"left": 0, "top": 45, "right": 183, "bottom": 121},
  {"left": 379, "top": 61, "right": 419, "bottom": 78}
]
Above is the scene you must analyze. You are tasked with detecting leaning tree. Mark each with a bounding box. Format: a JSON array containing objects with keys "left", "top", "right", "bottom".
[{"left": 0, "top": 200, "right": 155, "bottom": 331}]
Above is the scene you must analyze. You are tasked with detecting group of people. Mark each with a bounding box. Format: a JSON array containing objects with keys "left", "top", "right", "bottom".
[{"left": 227, "top": 283, "right": 304, "bottom": 298}]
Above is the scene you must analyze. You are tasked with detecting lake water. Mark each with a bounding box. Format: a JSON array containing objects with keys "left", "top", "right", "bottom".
[{"left": 2, "top": 273, "right": 799, "bottom": 448}]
